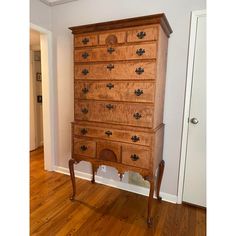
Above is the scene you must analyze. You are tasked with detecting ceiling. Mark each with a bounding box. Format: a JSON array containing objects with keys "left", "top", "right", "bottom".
[
  {"left": 40, "top": 0, "right": 78, "bottom": 6},
  {"left": 30, "top": 29, "right": 40, "bottom": 47}
]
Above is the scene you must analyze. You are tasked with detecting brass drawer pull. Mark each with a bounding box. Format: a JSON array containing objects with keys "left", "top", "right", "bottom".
[
  {"left": 107, "top": 64, "right": 114, "bottom": 71},
  {"left": 133, "top": 112, "right": 142, "bottom": 120},
  {"left": 81, "top": 108, "right": 88, "bottom": 114},
  {"left": 105, "top": 130, "right": 112, "bottom": 137},
  {"left": 130, "top": 154, "right": 139, "bottom": 161},
  {"left": 80, "top": 145, "right": 88, "bottom": 151},
  {"left": 134, "top": 89, "right": 143, "bottom": 96},
  {"left": 82, "top": 69, "right": 89, "bottom": 75},
  {"left": 80, "top": 128, "right": 88, "bottom": 135},
  {"left": 106, "top": 104, "right": 114, "bottom": 110},
  {"left": 131, "top": 135, "right": 140, "bottom": 142},
  {"left": 82, "top": 38, "right": 89, "bottom": 44},
  {"left": 136, "top": 48, "right": 145, "bottom": 56},
  {"left": 106, "top": 83, "right": 114, "bottom": 89},
  {"left": 107, "top": 47, "right": 115, "bottom": 54},
  {"left": 135, "top": 67, "right": 144, "bottom": 75},
  {"left": 82, "top": 87, "right": 89, "bottom": 94},
  {"left": 82, "top": 52, "right": 89, "bottom": 59},
  {"left": 137, "top": 31, "right": 146, "bottom": 39}
]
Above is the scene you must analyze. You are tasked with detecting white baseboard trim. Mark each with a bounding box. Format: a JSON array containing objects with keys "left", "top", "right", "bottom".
[{"left": 54, "top": 165, "right": 177, "bottom": 204}]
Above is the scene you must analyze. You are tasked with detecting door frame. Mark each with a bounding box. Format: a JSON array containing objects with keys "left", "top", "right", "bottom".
[
  {"left": 177, "top": 10, "right": 206, "bottom": 204},
  {"left": 30, "top": 23, "right": 56, "bottom": 171}
]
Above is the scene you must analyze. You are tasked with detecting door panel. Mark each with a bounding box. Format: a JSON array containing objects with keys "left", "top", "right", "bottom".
[{"left": 183, "top": 15, "right": 206, "bottom": 207}]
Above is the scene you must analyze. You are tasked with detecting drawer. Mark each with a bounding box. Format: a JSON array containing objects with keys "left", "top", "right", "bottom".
[
  {"left": 73, "top": 138, "right": 96, "bottom": 158},
  {"left": 127, "top": 27, "right": 158, "bottom": 43},
  {"left": 75, "top": 61, "right": 156, "bottom": 81},
  {"left": 73, "top": 123, "right": 152, "bottom": 146},
  {"left": 97, "top": 141, "right": 121, "bottom": 162},
  {"left": 74, "top": 43, "right": 157, "bottom": 62},
  {"left": 99, "top": 31, "right": 126, "bottom": 45},
  {"left": 122, "top": 144, "right": 150, "bottom": 169},
  {"left": 75, "top": 81, "right": 155, "bottom": 103},
  {"left": 75, "top": 101, "right": 154, "bottom": 128},
  {"left": 74, "top": 34, "right": 98, "bottom": 47}
]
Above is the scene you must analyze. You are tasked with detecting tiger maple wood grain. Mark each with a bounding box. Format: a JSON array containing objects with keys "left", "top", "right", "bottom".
[
  {"left": 99, "top": 31, "right": 126, "bottom": 45},
  {"left": 122, "top": 144, "right": 150, "bottom": 169},
  {"left": 74, "top": 34, "right": 98, "bottom": 47},
  {"left": 74, "top": 43, "right": 157, "bottom": 62},
  {"left": 75, "top": 100, "right": 154, "bottom": 128},
  {"left": 75, "top": 81, "right": 155, "bottom": 103},
  {"left": 73, "top": 138, "right": 96, "bottom": 158},
  {"left": 73, "top": 123, "right": 152, "bottom": 146},
  {"left": 127, "top": 27, "right": 158, "bottom": 43},
  {"left": 97, "top": 140, "right": 121, "bottom": 162},
  {"left": 74, "top": 61, "right": 157, "bottom": 81}
]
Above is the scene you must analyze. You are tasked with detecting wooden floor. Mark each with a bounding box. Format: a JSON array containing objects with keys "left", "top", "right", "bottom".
[{"left": 30, "top": 148, "right": 206, "bottom": 236}]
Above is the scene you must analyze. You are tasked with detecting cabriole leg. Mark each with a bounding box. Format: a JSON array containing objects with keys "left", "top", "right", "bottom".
[
  {"left": 156, "top": 160, "right": 165, "bottom": 200},
  {"left": 147, "top": 176, "right": 154, "bottom": 227},
  {"left": 69, "top": 159, "right": 76, "bottom": 201},
  {"left": 91, "top": 164, "right": 96, "bottom": 184}
]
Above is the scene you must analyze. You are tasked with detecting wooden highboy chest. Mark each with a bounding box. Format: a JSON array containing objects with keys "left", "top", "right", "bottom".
[{"left": 68, "top": 13, "right": 172, "bottom": 226}]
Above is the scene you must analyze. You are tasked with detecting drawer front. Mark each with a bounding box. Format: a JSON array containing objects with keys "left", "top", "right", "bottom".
[
  {"left": 127, "top": 27, "right": 158, "bottom": 43},
  {"left": 75, "top": 62, "right": 156, "bottom": 81},
  {"left": 122, "top": 144, "right": 150, "bottom": 169},
  {"left": 75, "top": 101, "right": 153, "bottom": 128},
  {"left": 73, "top": 123, "right": 152, "bottom": 146},
  {"left": 74, "top": 43, "right": 157, "bottom": 62},
  {"left": 99, "top": 31, "right": 126, "bottom": 45},
  {"left": 73, "top": 138, "right": 96, "bottom": 158},
  {"left": 74, "top": 34, "right": 98, "bottom": 47},
  {"left": 75, "top": 81, "right": 155, "bottom": 103},
  {"left": 97, "top": 141, "right": 121, "bottom": 162}
]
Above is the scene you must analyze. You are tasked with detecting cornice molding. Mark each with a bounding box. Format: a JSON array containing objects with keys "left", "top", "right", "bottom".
[{"left": 69, "top": 13, "right": 173, "bottom": 38}]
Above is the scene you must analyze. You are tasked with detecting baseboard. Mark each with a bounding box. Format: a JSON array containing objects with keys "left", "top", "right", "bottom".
[{"left": 54, "top": 165, "right": 177, "bottom": 204}]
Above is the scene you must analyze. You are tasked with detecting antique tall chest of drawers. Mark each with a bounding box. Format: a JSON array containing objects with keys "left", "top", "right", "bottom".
[{"left": 69, "top": 13, "right": 172, "bottom": 226}]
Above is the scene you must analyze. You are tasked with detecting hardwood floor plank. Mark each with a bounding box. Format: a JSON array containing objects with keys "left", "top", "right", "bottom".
[
  {"left": 30, "top": 148, "right": 206, "bottom": 236},
  {"left": 54, "top": 185, "right": 115, "bottom": 236},
  {"left": 195, "top": 208, "right": 206, "bottom": 236},
  {"left": 73, "top": 189, "right": 123, "bottom": 236},
  {"left": 36, "top": 184, "right": 112, "bottom": 236}
]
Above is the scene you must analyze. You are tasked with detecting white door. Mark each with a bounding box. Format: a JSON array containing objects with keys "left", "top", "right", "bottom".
[{"left": 183, "top": 13, "right": 206, "bottom": 207}]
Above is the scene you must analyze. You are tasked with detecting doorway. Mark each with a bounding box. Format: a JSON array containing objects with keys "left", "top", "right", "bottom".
[
  {"left": 30, "top": 24, "right": 55, "bottom": 171},
  {"left": 30, "top": 29, "right": 43, "bottom": 151}
]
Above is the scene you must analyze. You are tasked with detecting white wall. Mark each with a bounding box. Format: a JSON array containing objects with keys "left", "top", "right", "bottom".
[{"left": 30, "top": 0, "right": 51, "bottom": 30}]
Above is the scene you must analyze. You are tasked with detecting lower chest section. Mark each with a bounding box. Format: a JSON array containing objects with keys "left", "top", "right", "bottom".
[{"left": 72, "top": 122, "right": 156, "bottom": 170}]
